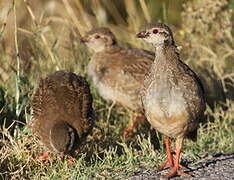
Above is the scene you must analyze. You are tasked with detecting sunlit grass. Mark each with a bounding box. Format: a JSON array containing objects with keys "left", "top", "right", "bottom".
[{"left": 0, "top": 103, "right": 233, "bottom": 179}]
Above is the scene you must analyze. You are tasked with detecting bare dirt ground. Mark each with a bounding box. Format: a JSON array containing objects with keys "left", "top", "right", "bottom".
[{"left": 127, "top": 152, "right": 234, "bottom": 180}]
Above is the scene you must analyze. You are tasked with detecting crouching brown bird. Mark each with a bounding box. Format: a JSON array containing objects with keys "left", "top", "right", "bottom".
[
  {"left": 136, "top": 23, "right": 205, "bottom": 177},
  {"left": 30, "top": 71, "right": 94, "bottom": 159},
  {"left": 80, "top": 27, "right": 155, "bottom": 137}
]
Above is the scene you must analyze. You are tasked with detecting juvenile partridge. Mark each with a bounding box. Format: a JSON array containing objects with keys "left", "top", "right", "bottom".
[
  {"left": 81, "top": 27, "right": 155, "bottom": 136},
  {"left": 30, "top": 71, "right": 94, "bottom": 158},
  {"left": 137, "top": 23, "right": 205, "bottom": 177}
]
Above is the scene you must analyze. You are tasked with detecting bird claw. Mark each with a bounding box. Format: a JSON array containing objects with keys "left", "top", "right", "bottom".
[
  {"left": 67, "top": 156, "right": 76, "bottom": 168},
  {"left": 123, "top": 129, "right": 130, "bottom": 138},
  {"left": 158, "top": 159, "right": 173, "bottom": 171},
  {"left": 158, "top": 157, "right": 190, "bottom": 177},
  {"left": 163, "top": 167, "right": 191, "bottom": 178},
  {"left": 158, "top": 156, "right": 187, "bottom": 172},
  {"left": 34, "top": 151, "right": 50, "bottom": 160}
]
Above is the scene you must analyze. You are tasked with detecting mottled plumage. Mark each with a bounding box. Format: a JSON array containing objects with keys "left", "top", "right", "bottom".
[
  {"left": 30, "top": 71, "right": 94, "bottom": 155},
  {"left": 81, "top": 27, "right": 154, "bottom": 135},
  {"left": 137, "top": 23, "right": 205, "bottom": 177}
]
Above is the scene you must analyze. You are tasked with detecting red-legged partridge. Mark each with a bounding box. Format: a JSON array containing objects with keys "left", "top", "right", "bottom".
[
  {"left": 81, "top": 27, "right": 155, "bottom": 137},
  {"left": 30, "top": 71, "right": 94, "bottom": 158},
  {"left": 137, "top": 23, "right": 205, "bottom": 177}
]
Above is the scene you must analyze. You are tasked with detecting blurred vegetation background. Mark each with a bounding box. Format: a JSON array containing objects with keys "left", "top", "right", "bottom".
[
  {"left": 0, "top": 0, "right": 233, "bottom": 129},
  {"left": 0, "top": 0, "right": 233, "bottom": 179},
  {"left": 0, "top": 0, "right": 188, "bottom": 133}
]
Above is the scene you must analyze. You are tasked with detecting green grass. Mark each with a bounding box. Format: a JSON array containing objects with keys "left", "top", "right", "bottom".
[
  {"left": 0, "top": 0, "right": 234, "bottom": 179},
  {"left": 0, "top": 103, "right": 233, "bottom": 179}
]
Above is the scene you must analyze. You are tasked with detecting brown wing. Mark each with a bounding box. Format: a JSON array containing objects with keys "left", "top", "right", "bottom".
[
  {"left": 90, "top": 46, "right": 153, "bottom": 111},
  {"left": 30, "top": 73, "right": 60, "bottom": 149},
  {"left": 167, "top": 46, "right": 205, "bottom": 98},
  {"left": 178, "top": 59, "right": 205, "bottom": 94},
  {"left": 66, "top": 72, "right": 94, "bottom": 138},
  {"left": 111, "top": 48, "right": 154, "bottom": 109},
  {"left": 179, "top": 60, "right": 206, "bottom": 123},
  {"left": 122, "top": 49, "right": 154, "bottom": 83},
  {"left": 167, "top": 47, "right": 206, "bottom": 124}
]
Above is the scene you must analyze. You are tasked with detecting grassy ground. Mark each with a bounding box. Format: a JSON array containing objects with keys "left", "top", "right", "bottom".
[
  {"left": 0, "top": 103, "right": 233, "bottom": 179},
  {"left": 0, "top": 0, "right": 234, "bottom": 179}
]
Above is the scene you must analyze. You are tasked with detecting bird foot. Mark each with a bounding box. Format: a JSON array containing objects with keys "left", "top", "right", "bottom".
[
  {"left": 59, "top": 154, "right": 76, "bottom": 167},
  {"left": 158, "top": 157, "right": 186, "bottom": 171},
  {"left": 34, "top": 151, "right": 50, "bottom": 160},
  {"left": 67, "top": 156, "right": 76, "bottom": 168},
  {"left": 123, "top": 113, "right": 145, "bottom": 138},
  {"left": 123, "top": 128, "right": 131, "bottom": 138},
  {"left": 158, "top": 159, "right": 174, "bottom": 171},
  {"left": 162, "top": 167, "right": 191, "bottom": 178}
]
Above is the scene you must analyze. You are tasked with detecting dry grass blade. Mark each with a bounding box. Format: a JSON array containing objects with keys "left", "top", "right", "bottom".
[
  {"left": 91, "top": 0, "right": 107, "bottom": 26},
  {"left": 74, "top": 0, "right": 93, "bottom": 30},
  {"left": 124, "top": 0, "right": 142, "bottom": 31},
  {"left": 62, "top": 0, "right": 87, "bottom": 35},
  {"left": 139, "top": 0, "right": 151, "bottom": 23},
  {"left": 0, "top": 1, "right": 14, "bottom": 41},
  {"left": 23, "top": 0, "right": 58, "bottom": 67},
  {"left": 13, "top": 0, "right": 21, "bottom": 123},
  {"left": 102, "top": 0, "right": 126, "bottom": 25}
]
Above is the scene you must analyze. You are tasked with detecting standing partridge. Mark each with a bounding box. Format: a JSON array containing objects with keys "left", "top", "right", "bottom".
[
  {"left": 80, "top": 27, "right": 155, "bottom": 137},
  {"left": 30, "top": 70, "right": 94, "bottom": 158},
  {"left": 136, "top": 23, "right": 205, "bottom": 177}
]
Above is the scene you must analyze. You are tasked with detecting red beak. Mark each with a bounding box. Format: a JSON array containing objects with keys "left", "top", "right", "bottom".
[
  {"left": 80, "top": 37, "right": 88, "bottom": 43},
  {"left": 136, "top": 31, "right": 149, "bottom": 38}
]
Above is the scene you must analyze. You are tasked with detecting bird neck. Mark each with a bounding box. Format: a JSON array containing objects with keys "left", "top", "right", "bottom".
[
  {"left": 101, "top": 44, "right": 122, "bottom": 54},
  {"left": 154, "top": 45, "right": 168, "bottom": 64},
  {"left": 107, "top": 43, "right": 119, "bottom": 49},
  {"left": 151, "top": 44, "right": 179, "bottom": 74},
  {"left": 155, "top": 45, "right": 165, "bottom": 56},
  {"left": 92, "top": 43, "right": 118, "bottom": 53},
  {"left": 154, "top": 43, "right": 172, "bottom": 53},
  {"left": 154, "top": 44, "right": 178, "bottom": 63}
]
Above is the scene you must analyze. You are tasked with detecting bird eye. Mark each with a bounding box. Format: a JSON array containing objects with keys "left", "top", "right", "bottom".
[
  {"left": 95, "top": 35, "right": 100, "bottom": 39},
  {"left": 152, "top": 29, "right": 158, "bottom": 34}
]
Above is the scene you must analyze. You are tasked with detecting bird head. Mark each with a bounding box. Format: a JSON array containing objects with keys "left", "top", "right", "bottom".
[
  {"left": 50, "top": 121, "right": 79, "bottom": 155},
  {"left": 80, "top": 27, "right": 117, "bottom": 52},
  {"left": 136, "top": 22, "right": 174, "bottom": 47}
]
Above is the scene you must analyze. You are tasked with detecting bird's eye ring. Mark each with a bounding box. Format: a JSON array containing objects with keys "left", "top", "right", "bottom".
[{"left": 152, "top": 29, "right": 158, "bottom": 34}]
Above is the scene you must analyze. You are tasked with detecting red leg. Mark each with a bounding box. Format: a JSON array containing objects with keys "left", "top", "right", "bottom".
[
  {"left": 172, "top": 155, "right": 187, "bottom": 169},
  {"left": 123, "top": 113, "right": 144, "bottom": 137},
  {"left": 35, "top": 151, "right": 50, "bottom": 160},
  {"left": 164, "top": 137, "right": 191, "bottom": 178},
  {"left": 67, "top": 156, "right": 76, "bottom": 168},
  {"left": 158, "top": 136, "right": 174, "bottom": 171},
  {"left": 58, "top": 153, "right": 76, "bottom": 167}
]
